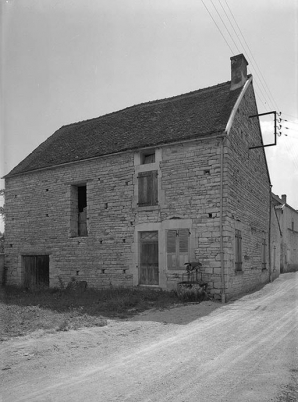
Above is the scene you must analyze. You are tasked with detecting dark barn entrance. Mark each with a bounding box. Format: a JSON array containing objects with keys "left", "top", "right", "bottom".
[{"left": 23, "top": 255, "right": 49, "bottom": 289}]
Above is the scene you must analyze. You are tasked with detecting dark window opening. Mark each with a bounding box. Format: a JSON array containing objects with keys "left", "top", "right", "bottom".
[
  {"left": 141, "top": 151, "right": 155, "bottom": 165},
  {"left": 78, "top": 186, "right": 87, "bottom": 236},
  {"left": 70, "top": 184, "right": 88, "bottom": 237},
  {"left": 78, "top": 186, "right": 87, "bottom": 212}
]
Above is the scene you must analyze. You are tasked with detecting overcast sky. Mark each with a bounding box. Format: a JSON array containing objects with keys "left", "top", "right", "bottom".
[{"left": 1, "top": 0, "right": 297, "bottom": 232}]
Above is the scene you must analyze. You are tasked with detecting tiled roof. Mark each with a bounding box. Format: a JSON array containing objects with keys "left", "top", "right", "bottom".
[{"left": 6, "top": 80, "right": 243, "bottom": 177}]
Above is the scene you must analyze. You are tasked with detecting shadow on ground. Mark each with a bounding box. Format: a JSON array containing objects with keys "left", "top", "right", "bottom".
[{"left": 127, "top": 300, "right": 222, "bottom": 325}]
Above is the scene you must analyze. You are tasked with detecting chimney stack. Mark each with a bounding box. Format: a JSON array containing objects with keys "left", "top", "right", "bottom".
[
  {"left": 230, "top": 54, "right": 248, "bottom": 91},
  {"left": 281, "top": 194, "right": 287, "bottom": 204}
]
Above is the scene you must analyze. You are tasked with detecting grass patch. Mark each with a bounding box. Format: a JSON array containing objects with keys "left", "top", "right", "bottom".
[{"left": 0, "top": 285, "right": 182, "bottom": 340}]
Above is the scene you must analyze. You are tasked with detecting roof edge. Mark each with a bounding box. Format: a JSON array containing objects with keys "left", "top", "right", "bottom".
[{"left": 225, "top": 75, "right": 253, "bottom": 135}]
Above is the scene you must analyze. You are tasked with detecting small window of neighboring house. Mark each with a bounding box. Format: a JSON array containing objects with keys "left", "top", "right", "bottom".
[
  {"left": 166, "top": 229, "right": 190, "bottom": 270},
  {"left": 262, "top": 238, "right": 267, "bottom": 269},
  {"left": 138, "top": 171, "right": 158, "bottom": 206},
  {"left": 235, "top": 229, "right": 242, "bottom": 271},
  {"left": 292, "top": 221, "right": 294, "bottom": 231}
]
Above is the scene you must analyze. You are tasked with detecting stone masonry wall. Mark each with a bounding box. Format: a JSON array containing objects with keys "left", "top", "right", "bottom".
[
  {"left": 4, "top": 137, "right": 224, "bottom": 297},
  {"left": 4, "top": 153, "right": 135, "bottom": 288},
  {"left": 224, "top": 82, "right": 271, "bottom": 299}
]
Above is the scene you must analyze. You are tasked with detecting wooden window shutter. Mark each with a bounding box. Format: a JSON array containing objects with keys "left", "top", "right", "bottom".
[
  {"left": 138, "top": 171, "right": 158, "bottom": 206},
  {"left": 262, "top": 238, "right": 266, "bottom": 269},
  {"left": 152, "top": 170, "right": 158, "bottom": 205},
  {"left": 235, "top": 229, "right": 242, "bottom": 271},
  {"left": 178, "top": 229, "right": 189, "bottom": 268},
  {"left": 167, "top": 230, "right": 177, "bottom": 270}
]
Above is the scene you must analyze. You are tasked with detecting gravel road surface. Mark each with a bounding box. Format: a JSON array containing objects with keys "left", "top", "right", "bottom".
[{"left": 1, "top": 273, "right": 298, "bottom": 401}]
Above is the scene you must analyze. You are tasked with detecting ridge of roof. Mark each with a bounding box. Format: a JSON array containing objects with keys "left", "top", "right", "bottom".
[
  {"left": 58, "top": 81, "right": 230, "bottom": 131},
  {"left": 5, "top": 79, "right": 241, "bottom": 178}
]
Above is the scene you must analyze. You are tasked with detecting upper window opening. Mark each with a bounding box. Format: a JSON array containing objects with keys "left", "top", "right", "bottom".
[
  {"left": 141, "top": 151, "right": 155, "bottom": 165},
  {"left": 78, "top": 186, "right": 87, "bottom": 237},
  {"left": 78, "top": 186, "right": 87, "bottom": 213},
  {"left": 70, "top": 184, "right": 88, "bottom": 237}
]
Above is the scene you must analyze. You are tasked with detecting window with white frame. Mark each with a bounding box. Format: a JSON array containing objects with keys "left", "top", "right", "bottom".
[{"left": 166, "top": 229, "right": 190, "bottom": 270}]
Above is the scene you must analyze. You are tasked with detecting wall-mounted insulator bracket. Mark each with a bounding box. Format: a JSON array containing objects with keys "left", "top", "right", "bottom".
[{"left": 248, "top": 111, "right": 277, "bottom": 150}]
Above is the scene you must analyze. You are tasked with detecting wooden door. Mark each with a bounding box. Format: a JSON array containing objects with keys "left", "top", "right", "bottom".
[
  {"left": 139, "top": 231, "right": 159, "bottom": 285},
  {"left": 24, "top": 255, "right": 49, "bottom": 289}
]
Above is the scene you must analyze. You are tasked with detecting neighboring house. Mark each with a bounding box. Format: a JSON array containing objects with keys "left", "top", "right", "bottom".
[
  {"left": 4, "top": 54, "right": 274, "bottom": 301},
  {"left": 272, "top": 193, "right": 298, "bottom": 273},
  {"left": 270, "top": 195, "right": 281, "bottom": 281}
]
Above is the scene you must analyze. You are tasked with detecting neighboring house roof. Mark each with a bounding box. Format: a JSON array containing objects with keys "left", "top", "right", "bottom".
[
  {"left": 272, "top": 193, "right": 298, "bottom": 214},
  {"left": 6, "top": 80, "right": 243, "bottom": 177}
]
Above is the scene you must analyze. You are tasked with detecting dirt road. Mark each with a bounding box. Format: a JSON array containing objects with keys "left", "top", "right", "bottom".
[{"left": 1, "top": 273, "right": 298, "bottom": 401}]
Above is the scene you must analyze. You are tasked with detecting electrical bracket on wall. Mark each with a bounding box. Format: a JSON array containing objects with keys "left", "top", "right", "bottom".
[{"left": 248, "top": 111, "right": 277, "bottom": 150}]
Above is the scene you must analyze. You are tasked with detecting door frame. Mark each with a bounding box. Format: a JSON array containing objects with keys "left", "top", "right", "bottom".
[
  {"left": 133, "top": 219, "right": 194, "bottom": 289},
  {"left": 138, "top": 231, "right": 159, "bottom": 286}
]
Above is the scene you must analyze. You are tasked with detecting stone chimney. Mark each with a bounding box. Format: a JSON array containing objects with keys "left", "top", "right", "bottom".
[
  {"left": 281, "top": 194, "right": 287, "bottom": 204},
  {"left": 230, "top": 54, "right": 249, "bottom": 91}
]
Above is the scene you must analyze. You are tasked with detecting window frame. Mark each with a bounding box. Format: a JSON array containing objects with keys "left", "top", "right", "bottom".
[
  {"left": 166, "top": 229, "right": 190, "bottom": 270},
  {"left": 137, "top": 170, "right": 158, "bottom": 207},
  {"left": 70, "top": 183, "right": 88, "bottom": 238}
]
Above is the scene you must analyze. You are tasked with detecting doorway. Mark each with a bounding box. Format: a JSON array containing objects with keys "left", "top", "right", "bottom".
[
  {"left": 23, "top": 255, "right": 49, "bottom": 289},
  {"left": 139, "top": 231, "right": 159, "bottom": 285}
]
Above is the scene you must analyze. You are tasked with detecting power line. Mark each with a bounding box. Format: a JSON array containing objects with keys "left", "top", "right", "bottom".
[
  {"left": 201, "top": 0, "right": 272, "bottom": 111},
  {"left": 223, "top": 0, "right": 280, "bottom": 112},
  {"left": 200, "top": 0, "right": 234, "bottom": 54},
  {"left": 210, "top": 0, "right": 241, "bottom": 54}
]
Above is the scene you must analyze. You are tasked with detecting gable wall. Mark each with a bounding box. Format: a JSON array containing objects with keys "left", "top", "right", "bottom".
[{"left": 224, "top": 82, "right": 271, "bottom": 299}]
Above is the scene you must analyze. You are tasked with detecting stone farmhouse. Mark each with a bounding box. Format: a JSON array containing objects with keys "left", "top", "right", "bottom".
[
  {"left": 4, "top": 54, "right": 275, "bottom": 301},
  {"left": 272, "top": 193, "right": 298, "bottom": 273}
]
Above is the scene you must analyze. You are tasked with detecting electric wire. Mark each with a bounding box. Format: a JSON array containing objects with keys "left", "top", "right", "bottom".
[
  {"left": 201, "top": 0, "right": 270, "bottom": 111},
  {"left": 218, "top": 0, "right": 275, "bottom": 112},
  {"left": 223, "top": 0, "right": 280, "bottom": 113},
  {"left": 202, "top": 0, "right": 276, "bottom": 112},
  {"left": 210, "top": 0, "right": 242, "bottom": 54},
  {"left": 201, "top": 0, "right": 297, "bottom": 169},
  {"left": 200, "top": 0, "right": 234, "bottom": 54}
]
